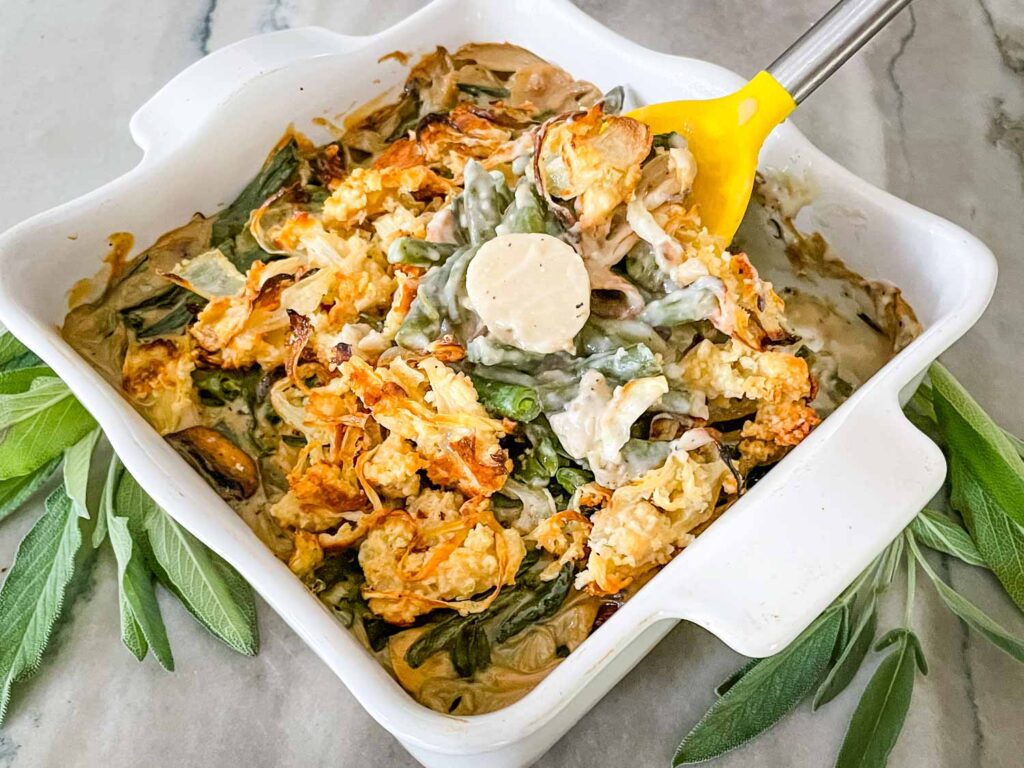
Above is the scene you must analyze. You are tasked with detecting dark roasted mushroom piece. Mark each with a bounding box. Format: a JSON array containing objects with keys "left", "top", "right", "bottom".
[{"left": 167, "top": 426, "right": 260, "bottom": 501}]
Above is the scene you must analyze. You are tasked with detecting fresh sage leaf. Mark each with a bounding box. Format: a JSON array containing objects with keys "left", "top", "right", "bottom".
[
  {"left": 0, "top": 333, "right": 29, "bottom": 368},
  {"left": 673, "top": 605, "right": 844, "bottom": 765},
  {"left": 929, "top": 576, "right": 1024, "bottom": 662},
  {"left": 877, "top": 536, "right": 905, "bottom": 592},
  {"left": 62, "top": 428, "right": 101, "bottom": 520},
  {"left": 931, "top": 362, "right": 1024, "bottom": 530},
  {"left": 714, "top": 659, "right": 761, "bottom": 698},
  {"left": 0, "top": 457, "right": 60, "bottom": 525},
  {"left": 909, "top": 536, "right": 1024, "bottom": 662},
  {"left": 106, "top": 491, "right": 174, "bottom": 670},
  {"left": 115, "top": 472, "right": 259, "bottom": 655},
  {"left": 120, "top": 599, "right": 149, "bottom": 662},
  {"left": 910, "top": 509, "right": 986, "bottom": 568},
  {"left": 814, "top": 599, "right": 878, "bottom": 710},
  {"left": 0, "top": 396, "right": 96, "bottom": 480},
  {"left": 91, "top": 456, "right": 122, "bottom": 549},
  {"left": 0, "top": 333, "right": 42, "bottom": 371},
  {"left": 0, "top": 377, "right": 70, "bottom": 430},
  {"left": 0, "top": 487, "right": 86, "bottom": 724},
  {"left": 0, "top": 366, "right": 54, "bottom": 395},
  {"left": 950, "top": 458, "right": 1024, "bottom": 613},
  {"left": 835, "top": 630, "right": 924, "bottom": 768}
]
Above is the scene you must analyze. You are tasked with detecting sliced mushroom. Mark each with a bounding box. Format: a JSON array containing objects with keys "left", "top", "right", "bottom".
[{"left": 167, "top": 426, "right": 259, "bottom": 500}]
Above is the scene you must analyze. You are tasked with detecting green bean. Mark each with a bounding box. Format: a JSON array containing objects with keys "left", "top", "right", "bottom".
[
  {"left": 497, "top": 179, "right": 561, "bottom": 236},
  {"left": 656, "top": 386, "right": 705, "bottom": 416},
  {"left": 442, "top": 246, "right": 478, "bottom": 326},
  {"left": 466, "top": 336, "right": 551, "bottom": 371},
  {"left": 453, "top": 160, "right": 513, "bottom": 245},
  {"left": 576, "top": 343, "right": 662, "bottom": 380},
  {"left": 555, "top": 466, "right": 592, "bottom": 495},
  {"left": 395, "top": 244, "right": 480, "bottom": 350},
  {"left": 625, "top": 241, "right": 667, "bottom": 293},
  {"left": 639, "top": 277, "right": 722, "bottom": 327},
  {"left": 621, "top": 439, "right": 673, "bottom": 476},
  {"left": 494, "top": 564, "right": 573, "bottom": 643},
  {"left": 514, "top": 417, "right": 565, "bottom": 486},
  {"left": 575, "top": 316, "right": 666, "bottom": 356},
  {"left": 470, "top": 375, "right": 542, "bottom": 423},
  {"left": 387, "top": 237, "right": 458, "bottom": 267},
  {"left": 395, "top": 267, "right": 445, "bottom": 350}
]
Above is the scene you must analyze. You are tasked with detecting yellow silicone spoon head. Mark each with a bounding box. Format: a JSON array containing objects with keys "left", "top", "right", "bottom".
[{"left": 626, "top": 71, "right": 796, "bottom": 245}]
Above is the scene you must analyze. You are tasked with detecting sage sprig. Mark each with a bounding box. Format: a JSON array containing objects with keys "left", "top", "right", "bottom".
[
  {"left": 0, "top": 330, "right": 260, "bottom": 726},
  {"left": 675, "top": 362, "right": 1024, "bottom": 768}
]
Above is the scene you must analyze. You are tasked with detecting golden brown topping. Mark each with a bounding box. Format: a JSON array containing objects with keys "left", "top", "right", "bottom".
[
  {"left": 577, "top": 446, "right": 735, "bottom": 595},
  {"left": 288, "top": 530, "right": 325, "bottom": 580},
  {"left": 341, "top": 356, "right": 510, "bottom": 497},
  {"left": 680, "top": 339, "right": 813, "bottom": 405},
  {"left": 359, "top": 497, "right": 525, "bottom": 625},
  {"left": 538, "top": 105, "right": 652, "bottom": 229}
]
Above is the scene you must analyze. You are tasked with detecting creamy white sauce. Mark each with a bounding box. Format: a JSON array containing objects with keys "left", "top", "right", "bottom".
[
  {"left": 466, "top": 233, "right": 591, "bottom": 354},
  {"left": 550, "top": 370, "right": 669, "bottom": 488}
]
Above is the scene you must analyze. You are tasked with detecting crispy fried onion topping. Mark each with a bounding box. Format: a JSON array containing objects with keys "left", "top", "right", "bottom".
[
  {"left": 359, "top": 494, "right": 525, "bottom": 625},
  {"left": 340, "top": 355, "right": 511, "bottom": 497}
]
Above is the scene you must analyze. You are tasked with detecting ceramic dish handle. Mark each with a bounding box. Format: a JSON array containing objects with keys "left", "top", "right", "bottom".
[
  {"left": 129, "top": 27, "right": 364, "bottom": 162},
  {"left": 648, "top": 386, "right": 945, "bottom": 658}
]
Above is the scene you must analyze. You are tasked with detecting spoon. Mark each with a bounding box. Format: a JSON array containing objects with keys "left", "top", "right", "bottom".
[{"left": 626, "top": 0, "right": 913, "bottom": 243}]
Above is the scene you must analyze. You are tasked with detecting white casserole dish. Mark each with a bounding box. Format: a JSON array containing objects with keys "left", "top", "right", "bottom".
[{"left": 0, "top": 1, "right": 996, "bottom": 765}]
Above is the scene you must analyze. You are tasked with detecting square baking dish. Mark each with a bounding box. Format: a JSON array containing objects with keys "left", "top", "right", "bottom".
[{"left": 0, "top": 1, "right": 996, "bottom": 765}]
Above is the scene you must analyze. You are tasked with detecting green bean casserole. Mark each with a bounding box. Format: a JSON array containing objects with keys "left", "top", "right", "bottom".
[{"left": 62, "top": 43, "right": 920, "bottom": 714}]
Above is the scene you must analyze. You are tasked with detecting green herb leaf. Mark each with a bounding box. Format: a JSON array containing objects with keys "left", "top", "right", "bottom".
[
  {"left": 0, "top": 458, "right": 60, "bottom": 525},
  {"left": 835, "top": 630, "right": 924, "bottom": 768},
  {"left": 950, "top": 459, "right": 1024, "bottom": 613},
  {"left": 931, "top": 362, "right": 1024, "bottom": 530},
  {"left": 115, "top": 472, "right": 259, "bottom": 655},
  {"left": 673, "top": 605, "right": 844, "bottom": 765},
  {"left": 91, "top": 456, "right": 121, "bottom": 548},
  {"left": 0, "top": 366, "right": 54, "bottom": 395},
  {"left": 0, "top": 333, "right": 42, "bottom": 371},
  {"left": 120, "top": 600, "right": 149, "bottom": 662},
  {"left": 62, "top": 428, "right": 101, "bottom": 519},
  {"left": 909, "top": 536, "right": 1024, "bottom": 662},
  {"left": 813, "top": 599, "right": 878, "bottom": 710},
  {"left": 0, "top": 377, "right": 70, "bottom": 430},
  {"left": 0, "top": 487, "right": 86, "bottom": 724},
  {"left": 930, "top": 576, "right": 1024, "bottom": 662},
  {"left": 106, "top": 489, "right": 174, "bottom": 670},
  {"left": 714, "top": 659, "right": 760, "bottom": 697},
  {"left": 0, "top": 396, "right": 96, "bottom": 480},
  {"left": 909, "top": 509, "right": 986, "bottom": 568}
]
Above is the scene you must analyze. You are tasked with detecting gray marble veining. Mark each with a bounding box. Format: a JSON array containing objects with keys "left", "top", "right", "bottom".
[{"left": 1, "top": 1, "right": 1023, "bottom": 766}]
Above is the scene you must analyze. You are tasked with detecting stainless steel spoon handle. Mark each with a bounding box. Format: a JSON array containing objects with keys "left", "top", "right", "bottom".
[{"left": 767, "top": 0, "right": 913, "bottom": 104}]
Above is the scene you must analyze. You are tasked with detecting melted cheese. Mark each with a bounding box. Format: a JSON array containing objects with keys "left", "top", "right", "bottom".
[{"left": 466, "top": 233, "right": 590, "bottom": 354}]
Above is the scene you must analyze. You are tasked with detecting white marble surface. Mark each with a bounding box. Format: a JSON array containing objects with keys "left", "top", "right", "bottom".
[{"left": 2, "top": 1, "right": 1024, "bottom": 766}]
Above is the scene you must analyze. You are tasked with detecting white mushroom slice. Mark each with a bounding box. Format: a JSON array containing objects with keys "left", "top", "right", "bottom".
[{"left": 466, "top": 233, "right": 590, "bottom": 354}]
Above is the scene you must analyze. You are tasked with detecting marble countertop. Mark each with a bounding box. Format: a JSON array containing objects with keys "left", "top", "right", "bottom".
[{"left": 2, "top": 1, "right": 1023, "bottom": 766}]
